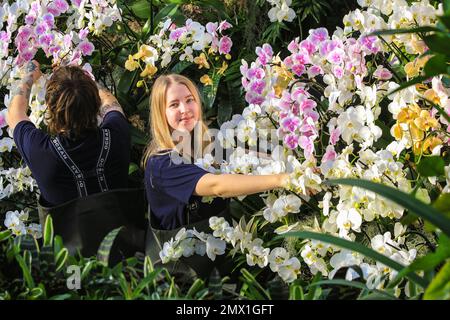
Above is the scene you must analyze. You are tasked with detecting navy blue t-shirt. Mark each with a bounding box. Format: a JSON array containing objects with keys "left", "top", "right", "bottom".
[
  {"left": 13, "top": 111, "right": 130, "bottom": 207},
  {"left": 145, "top": 151, "right": 229, "bottom": 230}
]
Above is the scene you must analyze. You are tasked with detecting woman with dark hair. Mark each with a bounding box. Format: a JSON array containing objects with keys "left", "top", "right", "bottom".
[
  {"left": 7, "top": 60, "right": 130, "bottom": 207},
  {"left": 6, "top": 61, "right": 142, "bottom": 259}
]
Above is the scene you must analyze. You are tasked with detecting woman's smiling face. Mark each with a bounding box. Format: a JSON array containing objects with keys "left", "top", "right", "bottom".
[{"left": 165, "top": 82, "right": 200, "bottom": 133}]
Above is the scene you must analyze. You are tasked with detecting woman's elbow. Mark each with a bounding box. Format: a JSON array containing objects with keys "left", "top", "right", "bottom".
[{"left": 196, "top": 174, "right": 226, "bottom": 198}]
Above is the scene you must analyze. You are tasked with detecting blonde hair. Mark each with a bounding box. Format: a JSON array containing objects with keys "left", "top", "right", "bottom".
[{"left": 142, "top": 74, "right": 211, "bottom": 167}]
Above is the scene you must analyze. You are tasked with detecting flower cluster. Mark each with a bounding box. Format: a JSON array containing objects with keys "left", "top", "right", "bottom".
[
  {"left": 265, "top": 0, "right": 296, "bottom": 23},
  {"left": 160, "top": 216, "right": 302, "bottom": 283},
  {"left": 3, "top": 210, "right": 42, "bottom": 238},
  {"left": 125, "top": 18, "right": 232, "bottom": 87}
]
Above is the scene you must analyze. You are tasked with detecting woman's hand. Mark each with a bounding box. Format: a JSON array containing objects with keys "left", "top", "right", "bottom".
[
  {"left": 23, "top": 60, "right": 42, "bottom": 84},
  {"left": 278, "top": 173, "right": 290, "bottom": 189}
]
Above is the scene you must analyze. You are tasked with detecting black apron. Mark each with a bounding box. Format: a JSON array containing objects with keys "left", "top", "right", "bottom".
[
  {"left": 38, "top": 129, "right": 146, "bottom": 265},
  {"left": 144, "top": 154, "right": 233, "bottom": 279}
]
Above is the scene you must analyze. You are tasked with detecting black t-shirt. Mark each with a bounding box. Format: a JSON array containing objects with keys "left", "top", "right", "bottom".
[
  {"left": 13, "top": 111, "right": 130, "bottom": 207},
  {"left": 145, "top": 151, "right": 229, "bottom": 230}
]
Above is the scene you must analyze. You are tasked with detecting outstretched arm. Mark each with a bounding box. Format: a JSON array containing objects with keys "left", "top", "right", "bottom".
[
  {"left": 6, "top": 60, "right": 42, "bottom": 131},
  {"left": 97, "top": 82, "right": 125, "bottom": 120},
  {"left": 194, "top": 172, "right": 289, "bottom": 198}
]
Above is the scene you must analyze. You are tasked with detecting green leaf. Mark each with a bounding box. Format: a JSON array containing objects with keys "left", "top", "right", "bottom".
[
  {"left": 185, "top": 278, "right": 205, "bottom": 299},
  {"left": 423, "top": 34, "right": 450, "bottom": 56},
  {"left": 438, "top": 14, "right": 450, "bottom": 30},
  {"left": 305, "top": 272, "right": 322, "bottom": 300},
  {"left": 279, "top": 231, "right": 428, "bottom": 288},
  {"left": 240, "top": 268, "right": 271, "bottom": 300},
  {"left": 424, "top": 54, "right": 449, "bottom": 77},
  {"left": 153, "top": 4, "right": 179, "bottom": 27},
  {"left": 417, "top": 156, "right": 446, "bottom": 177},
  {"left": 132, "top": 269, "right": 163, "bottom": 298},
  {"left": 128, "top": 163, "right": 139, "bottom": 175},
  {"left": 289, "top": 284, "right": 304, "bottom": 300},
  {"left": 328, "top": 179, "right": 450, "bottom": 238},
  {"left": 308, "top": 279, "right": 398, "bottom": 300},
  {"left": 0, "top": 229, "right": 12, "bottom": 242},
  {"left": 370, "top": 26, "right": 440, "bottom": 36},
  {"left": 445, "top": 0, "right": 450, "bottom": 14},
  {"left": 423, "top": 260, "right": 450, "bottom": 300},
  {"left": 55, "top": 248, "right": 69, "bottom": 272},
  {"left": 117, "top": 69, "right": 138, "bottom": 94},
  {"left": 97, "top": 227, "right": 124, "bottom": 267},
  {"left": 433, "top": 194, "right": 450, "bottom": 219},
  {"left": 130, "top": 125, "right": 148, "bottom": 146},
  {"left": 171, "top": 60, "right": 191, "bottom": 74},
  {"left": 43, "top": 215, "right": 54, "bottom": 247},
  {"left": 130, "top": 0, "right": 151, "bottom": 19},
  {"left": 202, "top": 72, "right": 222, "bottom": 109},
  {"left": 16, "top": 254, "right": 35, "bottom": 288}
]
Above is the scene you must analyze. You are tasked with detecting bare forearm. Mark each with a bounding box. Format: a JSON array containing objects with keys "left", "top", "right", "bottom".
[
  {"left": 7, "top": 76, "right": 33, "bottom": 128},
  {"left": 97, "top": 83, "right": 124, "bottom": 118},
  {"left": 196, "top": 173, "right": 288, "bottom": 198}
]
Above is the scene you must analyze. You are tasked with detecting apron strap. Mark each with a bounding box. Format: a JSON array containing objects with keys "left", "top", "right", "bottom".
[
  {"left": 50, "top": 129, "right": 111, "bottom": 198},
  {"left": 50, "top": 136, "right": 88, "bottom": 197},
  {"left": 96, "top": 128, "right": 111, "bottom": 192}
]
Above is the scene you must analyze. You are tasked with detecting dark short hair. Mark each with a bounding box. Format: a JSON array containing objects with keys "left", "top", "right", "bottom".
[{"left": 45, "top": 65, "right": 101, "bottom": 139}]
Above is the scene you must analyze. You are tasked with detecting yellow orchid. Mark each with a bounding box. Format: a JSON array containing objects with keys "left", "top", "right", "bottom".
[
  {"left": 413, "top": 110, "right": 439, "bottom": 131},
  {"left": 217, "top": 61, "right": 228, "bottom": 75},
  {"left": 140, "top": 64, "right": 158, "bottom": 78},
  {"left": 193, "top": 53, "right": 210, "bottom": 69},
  {"left": 125, "top": 55, "right": 139, "bottom": 71},
  {"left": 200, "top": 74, "right": 213, "bottom": 86},
  {"left": 133, "top": 45, "right": 157, "bottom": 60},
  {"left": 413, "top": 136, "right": 443, "bottom": 155},
  {"left": 404, "top": 55, "right": 429, "bottom": 78},
  {"left": 422, "top": 136, "right": 443, "bottom": 153},
  {"left": 423, "top": 88, "right": 441, "bottom": 105},
  {"left": 272, "top": 57, "right": 294, "bottom": 97}
]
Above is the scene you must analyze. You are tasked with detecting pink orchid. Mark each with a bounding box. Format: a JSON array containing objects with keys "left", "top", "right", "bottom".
[
  {"left": 78, "top": 28, "right": 89, "bottom": 40},
  {"left": 255, "top": 44, "right": 273, "bottom": 65},
  {"left": 250, "top": 80, "right": 266, "bottom": 95},
  {"left": 42, "top": 13, "right": 55, "bottom": 28},
  {"left": 218, "top": 21, "right": 232, "bottom": 33},
  {"left": 292, "top": 64, "right": 306, "bottom": 76},
  {"left": 323, "top": 145, "right": 337, "bottom": 162},
  {"left": 332, "top": 65, "right": 344, "bottom": 79},
  {"left": 71, "top": 0, "right": 82, "bottom": 7},
  {"left": 281, "top": 116, "right": 300, "bottom": 133},
  {"left": 206, "top": 22, "right": 218, "bottom": 35},
  {"left": 299, "top": 135, "right": 314, "bottom": 156},
  {"left": 287, "top": 39, "right": 300, "bottom": 53},
  {"left": 373, "top": 66, "right": 392, "bottom": 80},
  {"left": 307, "top": 65, "right": 323, "bottom": 78},
  {"left": 35, "top": 24, "right": 47, "bottom": 36},
  {"left": 169, "top": 27, "right": 186, "bottom": 41},
  {"left": 309, "top": 28, "right": 328, "bottom": 45},
  {"left": 78, "top": 40, "right": 95, "bottom": 56},
  {"left": 330, "top": 127, "right": 340, "bottom": 145},
  {"left": 284, "top": 133, "right": 300, "bottom": 150},
  {"left": 300, "top": 39, "right": 316, "bottom": 55},
  {"left": 219, "top": 36, "right": 232, "bottom": 55},
  {"left": 46, "top": 4, "right": 61, "bottom": 17},
  {"left": 54, "top": 0, "right": 70, "bottom": 13}
]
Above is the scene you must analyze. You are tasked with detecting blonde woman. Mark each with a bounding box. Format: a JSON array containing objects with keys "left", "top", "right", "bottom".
[{"left": 144, "top": 74, "right": 289, "bottom": 277}]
